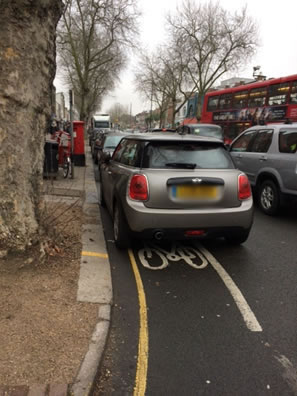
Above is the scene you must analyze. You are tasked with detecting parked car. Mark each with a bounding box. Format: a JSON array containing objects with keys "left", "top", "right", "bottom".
[
  {"left": 99, "top": 133, "right": 253, "bottom": 248},
  {"left": 88, "top": 127, "right": 102, "bottom": 147},
  {"left": 229, "top": 123, "right": 297, "bottom": 215},
  {"left": 91, "top": 129, "right": 112, "bottom": 164},
  {"left": 97, "top": 132, "right": 128, "bottom": 172},
  {"left": 177, "top": 123, "right": 224, "bottom": 142}
]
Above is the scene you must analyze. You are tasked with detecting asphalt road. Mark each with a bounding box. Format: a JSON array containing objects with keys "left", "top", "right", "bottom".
[{"left": 92, "top": 172, "right": 297, "bottom": 396}]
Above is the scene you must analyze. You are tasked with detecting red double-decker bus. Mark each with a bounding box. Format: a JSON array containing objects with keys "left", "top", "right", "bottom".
[{"left": 200, "top": 74, "right": 297, "bottom": 143}]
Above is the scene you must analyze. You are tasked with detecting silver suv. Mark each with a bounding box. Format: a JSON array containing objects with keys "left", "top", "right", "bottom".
[
  {"left": 100, "top": 134, "right": 253, "bottom": 248},
  {"left": 230, "top": 123, "right": 297, "bottom": 215}
]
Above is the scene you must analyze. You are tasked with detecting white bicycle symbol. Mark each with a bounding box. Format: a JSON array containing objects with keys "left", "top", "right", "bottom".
[{"left": 138, "top": 242, "right": 208, "bottom": 270}]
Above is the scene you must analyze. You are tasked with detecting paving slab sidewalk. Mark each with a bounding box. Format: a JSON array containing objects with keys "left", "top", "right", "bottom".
[{"left": 1, "top": 145, "right": 112, "bottom": 396}]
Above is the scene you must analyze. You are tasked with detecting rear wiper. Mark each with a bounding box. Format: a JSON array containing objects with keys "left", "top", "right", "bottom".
[{"left": 165, "top": 162, "right": 196, "bottom": 169}]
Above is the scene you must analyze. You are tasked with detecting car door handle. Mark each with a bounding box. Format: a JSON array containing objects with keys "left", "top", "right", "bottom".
[{"left": 259, "top": 156, "right": 267, "bottom": 161}]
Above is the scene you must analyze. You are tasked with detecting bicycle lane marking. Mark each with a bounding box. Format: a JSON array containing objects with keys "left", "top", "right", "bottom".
[
  {"left": 136, "top": 241, "right": 262, "bottom": 333},
  {"left": 138, "top": 243, "right": 208, "bottom": 270},
  {"left": 128, "top": 248, "right": 149, "bottom": 396},
  {"left": 196, "top": 242, "right": 263, "bottom": 333}
]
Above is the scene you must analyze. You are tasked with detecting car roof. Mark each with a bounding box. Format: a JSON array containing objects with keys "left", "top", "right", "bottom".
[
  {"left": 123, "top": 132, "right": 224, "bottom": 143},
  {"left": 104, "top": 131, "right": 127, "bottom": 136},
  {"left": 243, "top": 122, "right": 297, "bottom": 131}
]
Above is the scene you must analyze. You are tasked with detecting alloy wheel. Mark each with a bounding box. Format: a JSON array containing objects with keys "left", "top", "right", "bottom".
[{"left": 261, "top": 185, "right": 274, "bottom": 210}]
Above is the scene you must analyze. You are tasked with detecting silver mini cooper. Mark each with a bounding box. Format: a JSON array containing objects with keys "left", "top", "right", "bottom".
[{"left": 100, "top": 133, "right": 253, "bottom": 248}]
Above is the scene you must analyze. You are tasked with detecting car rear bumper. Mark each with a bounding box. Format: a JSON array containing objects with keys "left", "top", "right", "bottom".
[{"left": 123, "top": 198, "right": 254, "bottom": 238}]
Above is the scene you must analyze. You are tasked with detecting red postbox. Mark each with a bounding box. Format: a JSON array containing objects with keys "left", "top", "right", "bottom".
[{"left": 73, "top": 121, "right": 85, "bottom": 166}]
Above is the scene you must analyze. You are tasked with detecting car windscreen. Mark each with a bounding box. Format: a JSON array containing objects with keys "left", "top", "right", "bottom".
[
  {"left": 143, "top": 141, "right": 234, "bottom": 169},
  {"left": 103, "top": 135, "right": 123, "bottom": 148},
  {"left": 95, "top": 121, "right": 109, "bottom": 128},
  {"left": 189, "top": 125, "right": 223, "bottom": 139}
]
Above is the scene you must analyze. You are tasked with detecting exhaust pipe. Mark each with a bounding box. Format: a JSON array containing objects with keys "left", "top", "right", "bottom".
[{"left": 154, "top": 231, "right": 164, "bottom": 241}]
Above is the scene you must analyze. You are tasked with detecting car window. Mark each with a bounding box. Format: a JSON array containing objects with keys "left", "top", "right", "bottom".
[
  {"left": 103, "top": 135, "right": 123, "bottom": 149},
  {"left": 189, "top": 125, "right": 223, "bottom": 139},
  {"left": 250, "top": 129, "right": 273, "bottom": 153},
  {"left": 231, "top": 130, "right": 257, "bottom": 152},
  {"left": 120, "top": 140, "right": 139, "bottom": 166},
  {"left": 112, "top": 139, "right": 128, "bottom": 162},
  {"left": 279, "top": 130, "right": 297, "bottom": 153},
  {"left": 143, "top": 142, "right": 234, "bottom": 169}
]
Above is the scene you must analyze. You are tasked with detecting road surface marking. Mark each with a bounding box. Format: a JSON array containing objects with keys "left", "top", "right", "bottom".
[
  {"left": 128, "top": 249, "right": 149, "bottom": 396},
  {"left": 275, "top": 354, "right": 297, "bottom": 393},
  {"left": 138, "top": 243, "right": 208, "bottom": 270},
  {"left": 197, "top": 243, "right": 263, "bottom": 332},
  {"left": 81, "top": 251, "right": 108, "bottom": 258}
]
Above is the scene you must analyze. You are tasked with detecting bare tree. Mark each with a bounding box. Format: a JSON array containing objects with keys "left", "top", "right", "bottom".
[
  {"left": 134, "top": 46, "right": 196, "bottom": 127},
  {"left": 167, "top": 0, "right": 259, "bottom": 118},
  {"left": 107, "top": 103, "right": 130, "bottom": 127},
  {"left": 0, "top": 0, "right": 63, "bottom": 254},
  {"left": 58, "top": 0, "right": 139, "bottom": 122},
  {"left": 134, "top": 53, "right": 168, "bottom": 127}
]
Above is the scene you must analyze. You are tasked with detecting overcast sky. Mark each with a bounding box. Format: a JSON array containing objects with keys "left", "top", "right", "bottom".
[{"left": 55, "top": 0, "right": 297, "bottom": 115}]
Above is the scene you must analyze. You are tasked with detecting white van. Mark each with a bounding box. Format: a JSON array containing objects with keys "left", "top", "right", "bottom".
[{"left": 91, "top": 114, "right": 111, "bottom": 130}]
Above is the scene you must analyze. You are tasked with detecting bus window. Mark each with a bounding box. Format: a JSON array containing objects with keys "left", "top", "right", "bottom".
[
  {"left": 218, "top": 93, "right": 232, "bottom": 109},
  {"left": 233, "top": 90, "right": 248, "bottom": 109},
  {"left": 207, "top": 95, "right": 219, "bottom": 111},
  {"left": 289, "top": 81, "right": 297, "bottom": 104},
  {"left": 268, "top": 83, "right": 289, "bottom": 105},
  {"left": 248, "top": 87, "right": 267, "bottom": 107}
]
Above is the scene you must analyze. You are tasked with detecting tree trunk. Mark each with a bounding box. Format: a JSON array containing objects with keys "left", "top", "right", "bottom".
[
  {"left": 0, "top": 0, "right": 63, "bottom": 253},
  {"left": 196, "top": 94, "right": 203, "bottom": 121},
  {"left": 170, "top": 98, "right": 177, "bottom": 127}
]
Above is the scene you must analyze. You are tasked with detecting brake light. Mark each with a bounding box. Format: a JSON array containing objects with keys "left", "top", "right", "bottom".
[
  {"left": 129, "top": 174, "right": 148, "bottom": 201},
  {"left": 238, "top": 174, "right": 251, "bottom": 200},
  {"left": 185, "top": 230, "right": 205, "bottom": 236}
]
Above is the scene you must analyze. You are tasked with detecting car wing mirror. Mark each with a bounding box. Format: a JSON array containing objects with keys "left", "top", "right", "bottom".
[{"left": 102, "top": 152, "right": 111, "bottom": 163}]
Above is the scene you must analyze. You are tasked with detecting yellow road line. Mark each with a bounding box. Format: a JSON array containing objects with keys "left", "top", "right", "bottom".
[
  {"left": 81, "top": 251, "right": 108, "bottom": 258},
  {"left": 128, "top": 249, "right": 149, "bottom": 396}
]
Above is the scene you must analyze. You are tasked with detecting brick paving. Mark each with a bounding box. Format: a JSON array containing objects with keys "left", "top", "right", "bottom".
[{"left": 0, "top": 384, "right": 69, "bottom": 396}]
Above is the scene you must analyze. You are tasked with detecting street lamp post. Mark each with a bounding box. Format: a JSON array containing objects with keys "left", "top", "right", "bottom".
[{"left": 69, "top": 89, "right": 75, "bottom": 179}]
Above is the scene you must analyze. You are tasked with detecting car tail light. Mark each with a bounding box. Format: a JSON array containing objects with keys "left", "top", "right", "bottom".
[
  {"left": 129, "top": 174, "right": 148, "bottom": 201},
  {"left": 238, "top": 174, "right": 252, "bottom": 200},
  {"left": 185, "top": 230, "right": 205, "bottom": 236}
]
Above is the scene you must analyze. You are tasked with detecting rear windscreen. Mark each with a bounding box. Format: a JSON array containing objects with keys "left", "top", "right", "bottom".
[
  {"left": 189, "top": 126, "right": 223, "bottom": 139},
  {"left": 144, "top": 141, "right": 234, "bottom": 169}
]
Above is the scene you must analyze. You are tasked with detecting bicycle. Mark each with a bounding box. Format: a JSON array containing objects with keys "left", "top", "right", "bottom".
[{"left": 53, "top": 130, "right": 72, "bottom": 178}]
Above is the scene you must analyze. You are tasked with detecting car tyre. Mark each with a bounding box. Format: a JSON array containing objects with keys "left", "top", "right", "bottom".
[
  {"left": 99, "top": 181, "right": 106, "bottom": 207},
  {"left": 113, "top": 202, "right": 130, "bottom": 249},
  {"left": 258, "top": 180, "right": 280, "bottom": 215},
  {"left": 225, "top": 229, "right": 250, "bottom": 245},
  {"left": 94, "top": 152, "right": 98, "bottom": 164}
]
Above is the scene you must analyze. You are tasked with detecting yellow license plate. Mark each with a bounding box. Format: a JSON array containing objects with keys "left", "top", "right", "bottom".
[{"left": 176, "top": 185, "right": 217, "bottom": 199}]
